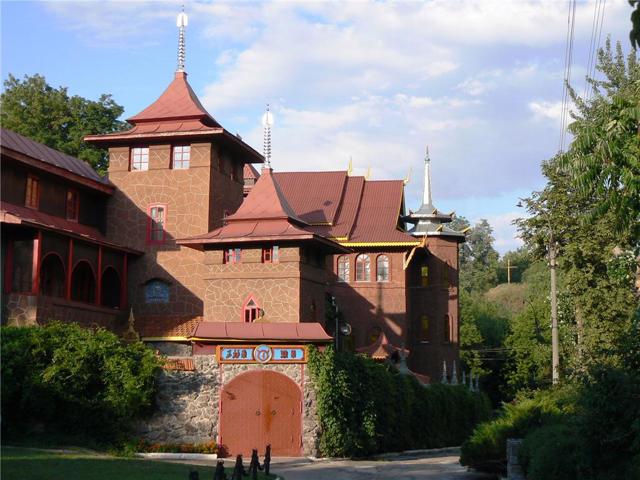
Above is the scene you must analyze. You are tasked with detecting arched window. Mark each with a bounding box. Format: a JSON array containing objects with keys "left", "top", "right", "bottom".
[
  {"left": 355, "top": 254, "right": 371, "bottom": 282},
  {"left": 101, "top": 267, "right": 121, "bottom": 308},
  {"left": 40, "top": 253, "right": 65, "bottom": 298},
  {"left": 443, "top": 314, "right": 451, "bottom": 342},
  {"left": 243, "top": 296, "right": 261, "bottom": 322},
  {"left": 145, "top": 279, "right": 170, "bottom": 304},
  {"left": 337, "top": 255, "right": 350, "bottom": 282},
  {"left": 376, "top": 255, "right": 390, "bottom": 282},
  {"left": 70, "top": 261, "right": 96, "bottom": 303}
]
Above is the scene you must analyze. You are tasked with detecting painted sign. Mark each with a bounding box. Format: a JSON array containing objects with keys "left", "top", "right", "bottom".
[
  {"left": 163, "top": 357, "right": 195, "bottom": 371},
  {"left": 217, "top": 344, "right": 308, "bottom": 364}
]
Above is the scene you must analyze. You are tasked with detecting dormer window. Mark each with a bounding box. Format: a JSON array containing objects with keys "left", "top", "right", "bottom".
[
  {"left": 172, "top": 145, "right": 190, "bottom": 169},
  {"left": 66, "top": 190, "right": 79, "bottom": 221},
  {"left": 25, "top": 175, "right": 39, "bottom": 209},
  {"left": 131, "top": 147, "right": 149, "bottom": 171}
]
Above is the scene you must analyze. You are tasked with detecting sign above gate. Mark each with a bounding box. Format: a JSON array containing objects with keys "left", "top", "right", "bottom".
[{"left": 217, "top": 344, "right": 307, "bottom": 364}]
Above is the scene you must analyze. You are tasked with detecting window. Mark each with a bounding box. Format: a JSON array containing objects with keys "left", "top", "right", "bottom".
[
  {"left": 243, "top": 297, "right": 260, "bottom": 322},
  {"left": 224, "top": 248, "right": 242, "bottom": 264},
  {"left": 70, "top": 261, "right": 96, "bottom": 303},
  {"left": 10, "top": 238, "right": 34, "bottom": 292},
  {"left": 25, "top": 175, "right": 39, "bottom": 208},
  {"left": 101, "top": 267, "right": 121, "bottom": 308},
  {"left": 420, "top": 315, "right": 430, "bottom": 341},
  {"left": 262, "top": 246, "right": 279, "bottom": 263},
  {"left": 148, "top": 205, "right": 166, "bottom": 243},
  {"left": 376, "top": 255, "right": 390, "bottom": 282},
  {"left": 131, "top": 147, "right": 149, "bottom": 171},
  {"left": 172, "top": 145, "right": 190, "bottom": 169},
  {"left": 355, "top": 254, "right": 371, "bottom": 282},
  {"left": 443, "top": 315, "right": 451, "bottom": 342},
  {"left": 145, "top": 279, "right": 170, "bottom": 304},
  {"left": 66, "top": 190, "right": 79, "bottom": 221},
  {"left": 421, "top": 265, "right": 429, "bottom": 287},
  {"left": 337, "top": 256, "right": 350, "bottom": 282},
  {"left": 40, "top": 254, "right": 65, "bottom": 298}
]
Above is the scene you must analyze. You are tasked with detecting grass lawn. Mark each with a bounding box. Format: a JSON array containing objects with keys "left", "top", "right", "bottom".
[{"left": 1, "top": 447, "right": 279, "bottom": 480}]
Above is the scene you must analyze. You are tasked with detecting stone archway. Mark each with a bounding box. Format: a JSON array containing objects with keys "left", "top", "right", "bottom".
[{"left": 220, "top": 369, "right": 302, "bottom": 457}]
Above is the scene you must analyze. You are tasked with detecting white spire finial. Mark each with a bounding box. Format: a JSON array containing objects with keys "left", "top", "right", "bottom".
[
  {"left": 176, "top": 6, "right": 188, "bottom": 72},
  {"left": 423, "top": 145, "right": 433, "bottom": 207},
  {"left": 262, "top": 104, "right": 274, "bottom": 168}
]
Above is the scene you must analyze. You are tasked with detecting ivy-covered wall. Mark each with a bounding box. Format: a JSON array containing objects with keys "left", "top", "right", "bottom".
[{"left": 308, "top": 346, "right": 491, "bottom": 457}]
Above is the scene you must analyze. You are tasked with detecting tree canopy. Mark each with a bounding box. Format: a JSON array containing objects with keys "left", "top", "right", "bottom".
[{"left": 0, "top": 74, "right": 126, "bottom": 175}]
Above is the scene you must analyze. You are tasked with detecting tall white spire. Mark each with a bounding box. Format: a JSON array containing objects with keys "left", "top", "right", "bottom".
[
  {"left": 176, "top": 6, "right": 188, "bottom": 72},
  {"left": 423, "top": 145, "right": 433, "bottom": 207},
  {"left": 262, "top": 104, "right": 274, "bottom": 168}
]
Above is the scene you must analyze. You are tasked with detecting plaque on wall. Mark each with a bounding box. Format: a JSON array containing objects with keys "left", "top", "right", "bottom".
[{"left": 217, "top": 344, "right": 307, "bottom": 364}]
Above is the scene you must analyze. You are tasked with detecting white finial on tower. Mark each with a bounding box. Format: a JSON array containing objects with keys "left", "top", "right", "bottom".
[
  {"left": 423, "top": 145, "right": 433, "bottom": 207},
  {"left": 262, "top": 104, "right": 274, "bottom": 168},
  {"left": 176, "top": 6, "right": 188, "bottom": 72}
]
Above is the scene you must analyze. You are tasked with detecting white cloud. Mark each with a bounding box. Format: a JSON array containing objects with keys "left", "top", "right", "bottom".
[
  {"left": 529, "top": 100, "right": 564, "bottom": 123},
  {"left": 477, "top": 211, "right": 524, "bottom": 254}
]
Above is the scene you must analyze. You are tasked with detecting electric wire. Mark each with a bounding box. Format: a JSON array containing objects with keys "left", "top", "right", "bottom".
[
  {"left": 583, "top": 0, "right": 602, "bottom": 100},
  {"left": 588, "top": 0, "right": 607, "bottom": 101},
  {"left": 559, "top": 0, "right": 577, "bottom": 153}
]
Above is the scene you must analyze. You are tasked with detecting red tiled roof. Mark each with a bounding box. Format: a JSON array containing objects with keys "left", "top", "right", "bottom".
[
  {"left": 180, "top": 169, "right": 347, "bottom": 252},
  {"left": 127, "top": 72, "right": 220, "bottom": 125},
  {"left": 191, "top": 322, "right": 332, "bottom": 342},
  {"left": 0, "top": 201, "right": 140, "bottom": 254},
  {"left": 273, "top": 172, "right": 418, "bottom": 245},
  {"left": 356, "top": 331, "right": 408, "bottom": 360},
  {"left": 83, "top": 73, "right": 263, "bottom": 164},
  {"left": 274, "top": 171, "right": 347, "bottom": 225},
  {"left": 138, "top": 315, "right": 202, "bottom": 338},
  {"left": 346, "top": 180, "right": 416, "bottom": 245},
  {"left": 1, "top": 128, "right": 111, "bottom": 190},
  {"left": 244, "top": 163, "right": 260, "bottom": 180}
]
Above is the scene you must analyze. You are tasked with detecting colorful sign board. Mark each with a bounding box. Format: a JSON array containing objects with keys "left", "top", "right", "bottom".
[{"left": 217, "top": 344, "right": 307, "bottom": 364}]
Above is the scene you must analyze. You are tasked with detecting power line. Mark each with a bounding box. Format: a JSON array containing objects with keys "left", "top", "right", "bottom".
[
  {"left": 588, "top": 0, "right": 607, "bottom": 101},
  {"left": 583, "top": 0, "right": 602, "bottom": 100},
  {"left": 559, "top": 0, "right": 577, "bottom": 153}
]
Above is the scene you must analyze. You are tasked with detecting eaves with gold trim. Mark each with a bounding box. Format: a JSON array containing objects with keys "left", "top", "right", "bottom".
[{"left": 141, "top": 336, "right": 332, "bottom": 343}]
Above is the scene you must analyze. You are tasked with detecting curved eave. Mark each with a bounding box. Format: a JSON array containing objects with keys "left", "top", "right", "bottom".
[{"left": 178, "top": 233, "right": 349, "bottom": 253}]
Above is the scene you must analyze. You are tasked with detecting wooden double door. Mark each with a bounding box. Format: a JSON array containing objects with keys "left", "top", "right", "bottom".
[{"left": 220, "top": 370, "right": 302, "bottom": 457}]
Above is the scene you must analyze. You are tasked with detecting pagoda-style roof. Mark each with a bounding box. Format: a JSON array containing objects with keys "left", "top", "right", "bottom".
[
  {"left": 127, "top": 72, "right": 220, "bottom": 125},
  {"left": 356, "top": 331, "right": 408, "bottom": 360},
  {"left": 84, "top": 72, "right": 263, "bottom": 164},
  {"left": 190, "top": 321, "right": 333, "bottom": 343},
  {"left": 179, "top": 168, "right": 347, "bottom": 252}
]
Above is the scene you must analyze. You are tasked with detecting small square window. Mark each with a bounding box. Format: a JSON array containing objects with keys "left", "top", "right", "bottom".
[
  {"left": 25, "top": 175, "right": 39, "bottom": 209},
  {"left": 131, "top": 147, "right": 149, "bottom": 171},
  {"left": 172, "top": 145, "right": 190, "bottom": 169}
]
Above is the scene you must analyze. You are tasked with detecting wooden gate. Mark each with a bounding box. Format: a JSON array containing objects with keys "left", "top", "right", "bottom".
[{"left": 220, "top": 370, "right": 302, "bottom": 457}]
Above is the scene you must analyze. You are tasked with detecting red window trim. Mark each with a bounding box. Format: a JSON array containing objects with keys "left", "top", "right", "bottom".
[
  {"left": 171, "top": 144, "right": 191, "bottom": 170},
  {"left": 242, "top": 295, "right": 260, "bottom": 322},
  {"left": 130, "top": 145, "right": 150, "bottom": 171},
  {"left": 25, "top": 175, "right": 40, "bottom": 209},
  {"left": 262, "top": 246, "right": 279, "bottom": 264},
  {"left": 147, "top": 203, "right": 168, "bottom": 245},
  {"left": 66, "top": 189, "right": 79, "bottom": 222},
  {"left": 355, "top": 253, "right": 371, "bottom": 282}
]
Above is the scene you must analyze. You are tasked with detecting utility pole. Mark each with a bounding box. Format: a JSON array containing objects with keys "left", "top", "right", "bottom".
[{"left": 549, "top": 234, "right": 560, "bottom": 384}]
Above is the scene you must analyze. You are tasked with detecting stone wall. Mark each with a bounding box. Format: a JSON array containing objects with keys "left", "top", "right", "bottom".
[{"left": 136, "top": 354, "right": 320, "bottom": 457}]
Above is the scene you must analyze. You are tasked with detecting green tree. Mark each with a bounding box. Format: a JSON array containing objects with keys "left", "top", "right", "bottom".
[
  {"left": 559, "top": 40, "right": 640, "bottom": 238},
  {"left": 497, "top": 247, "right": 532, "bottom": 284},
  {"left": 460, "top": 219, "right": 500, "bottom": 294},
  {"left": 0, "top": 74, "right": 126, "bottom": 175},
  {"left": 631, "top": 1, "right": 640, "bottom": 49}
]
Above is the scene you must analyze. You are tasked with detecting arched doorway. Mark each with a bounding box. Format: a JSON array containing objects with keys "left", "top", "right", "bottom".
[
  {"left": 39, "top": 253, "right": 65, "bottom": 297},
  {"left": 100, "top": 267, "right": 121, "bottom": 308},
  {"left": 220, "top": 370, "right": 302, "bottom": 457},
  {"left": 70, "top": 261, "right": 96, "bottom": 303}
]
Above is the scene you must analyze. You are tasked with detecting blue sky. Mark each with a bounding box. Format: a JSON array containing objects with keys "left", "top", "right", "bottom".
[{"left": 1, "top": 1, "right": 634, "bottom": 253}]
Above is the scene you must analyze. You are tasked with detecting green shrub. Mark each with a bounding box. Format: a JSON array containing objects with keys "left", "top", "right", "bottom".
[
  {"left": 459, "top": 387, "right": 575, "bottom": 473},
  {"left": 1, "top": 323, "right": 162, "bottom": 439},
  {"left": 519, "top": 423, "right": 579, "bottom": 480},
  {"left": 308, "top": 346, "right": 490, "bottom": 457}
]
